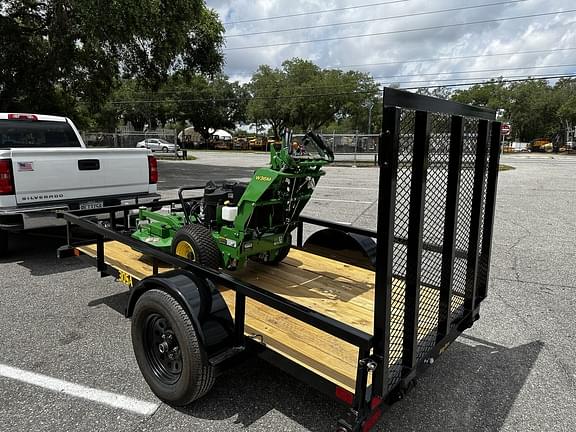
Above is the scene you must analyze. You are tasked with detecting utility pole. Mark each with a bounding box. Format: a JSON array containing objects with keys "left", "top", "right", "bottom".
[
  {"left": 367, "top": 101, "right": 374, "bottom": 135},
  {"left": 353, "top": 129, "right": 358, "bottom": 168}
]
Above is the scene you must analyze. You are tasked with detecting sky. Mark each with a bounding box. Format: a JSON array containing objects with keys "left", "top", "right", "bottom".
[{"left": 206, "top": 0, "right": 576, "bottom": 88}]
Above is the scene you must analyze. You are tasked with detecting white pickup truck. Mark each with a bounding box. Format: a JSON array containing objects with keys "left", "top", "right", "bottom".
[{"left": 0, "top": 113, "right": 159, "bottom": 254}]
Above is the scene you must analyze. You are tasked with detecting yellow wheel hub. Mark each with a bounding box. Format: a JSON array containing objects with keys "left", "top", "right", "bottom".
[{"left": 174, "top": 240, "right": 196, "bottom": 261}]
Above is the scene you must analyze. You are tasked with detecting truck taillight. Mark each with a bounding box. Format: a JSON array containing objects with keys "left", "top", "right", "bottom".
[
  {"left": 148, "top": 156, "right": 158, "bottom": 184},
  {"left": 8, "top": 113, "right": 38, "bottom": 121},
  {"left": 0, "top": 159, "right": 14, "bottom": 195}
]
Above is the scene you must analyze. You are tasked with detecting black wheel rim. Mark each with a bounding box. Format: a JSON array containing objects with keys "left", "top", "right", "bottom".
[{"left": 143, "top": 313, "right": 183, "bottom": 385}]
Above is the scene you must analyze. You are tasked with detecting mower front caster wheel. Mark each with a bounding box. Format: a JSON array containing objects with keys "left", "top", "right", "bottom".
[{"left": 250, "top": 239, "right": 291, "bottom": 265}]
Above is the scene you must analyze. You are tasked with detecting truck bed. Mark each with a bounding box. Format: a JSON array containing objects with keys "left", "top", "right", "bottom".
[{"left": 78, "top": 241, "right": 463, "bottom": 393}]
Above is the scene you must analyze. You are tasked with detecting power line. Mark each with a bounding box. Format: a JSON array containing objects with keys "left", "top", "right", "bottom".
[
  {"left": 109, "top": 90, "right": 378, "bottom": 105},
  {"left": 225, "top": 0, "right": 526, "bottom": 38},
  {"left": 371, "top": 63, "right": 576, "bottom": 80},
  {"left": 109, "top": 74, "right": 576, "bottom": 104},
  {"left": 400, "top": 74, "right": 576, "bottom": 90},
  {"left": 380, "top": 72, "right": 576, "bottom": 85},
  {"left": 222, "top": 0, "right": 409, "bottom": 25},
  {"left": 329, "top": 47, "right": 576, "bottom": 70},
  {"left": 128, "top": 63, "right": 576, "bottom": 96},
  {"left": 224, "top": 9, "right": 576, "bottom": 51}
]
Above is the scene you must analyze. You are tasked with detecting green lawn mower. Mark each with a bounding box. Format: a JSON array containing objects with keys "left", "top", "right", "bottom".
[{"left": 132, "top": 131, "right": 334, "bottom": 270}]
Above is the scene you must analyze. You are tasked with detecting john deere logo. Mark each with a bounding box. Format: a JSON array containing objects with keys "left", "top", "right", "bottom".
[{"left": 255, "top": 175, "right": 272, "bottom": 182}]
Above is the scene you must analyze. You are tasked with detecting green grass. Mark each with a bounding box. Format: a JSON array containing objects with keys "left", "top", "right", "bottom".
[{"left": 499, "top": 164, "right": 515, "bottom": 171}]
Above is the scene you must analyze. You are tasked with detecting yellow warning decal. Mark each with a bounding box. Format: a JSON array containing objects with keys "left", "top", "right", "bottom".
[{"left": 118, "top": 270, "right": 134, "bottom": 288}]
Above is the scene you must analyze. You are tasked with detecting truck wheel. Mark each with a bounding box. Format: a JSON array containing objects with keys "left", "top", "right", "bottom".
[
  {"left": 171, "top": 224, "right": 221, "bottom": 269},
  {"left": 132, "top": 289, "right": 215, "bottom": 405},
  {"left": 0, "top": 229, "right": 8, "bottom": 256}
]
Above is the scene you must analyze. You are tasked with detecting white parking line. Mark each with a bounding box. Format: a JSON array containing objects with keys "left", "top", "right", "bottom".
[
  {"left": 311, "top": 198, "right": 374, "bottom": 204},
  {"left": 0, "top": 364, "right": 159, "bottom": 416},
  {"left": 317, "top": 186, "right": 378, "bottom": 191}
]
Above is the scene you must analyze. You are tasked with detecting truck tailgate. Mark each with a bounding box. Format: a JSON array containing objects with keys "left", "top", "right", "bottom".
[{"left": 10, "top": 148, "right": 152, "bottom": 205}]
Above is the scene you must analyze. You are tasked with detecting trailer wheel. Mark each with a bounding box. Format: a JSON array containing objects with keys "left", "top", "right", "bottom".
[
  {"left": 132, "top": 289, "right": 215, "bottom": 405},
  {"left": 0, "top": 229, "right": 8, "bottom": 256},
  {"left": 171, "top": 224, "right": 221, "bottom": 269}
]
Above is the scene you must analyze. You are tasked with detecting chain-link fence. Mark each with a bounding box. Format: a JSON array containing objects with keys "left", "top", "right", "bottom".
[
  {"left": 293, "top": 133, "right": 379, "bottom": 153},
  {"left": 82, "top": 130, "right": 178, "bottom": 149}
]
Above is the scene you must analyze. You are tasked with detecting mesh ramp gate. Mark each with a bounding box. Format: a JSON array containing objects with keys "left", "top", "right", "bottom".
[{"left": 372, "top": 88, "right": 501, "bottom": 395}]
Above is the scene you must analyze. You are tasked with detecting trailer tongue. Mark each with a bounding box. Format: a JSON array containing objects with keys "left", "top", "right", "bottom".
[{"left": 59, "top": 88, "right": 501, "bottom": 432}]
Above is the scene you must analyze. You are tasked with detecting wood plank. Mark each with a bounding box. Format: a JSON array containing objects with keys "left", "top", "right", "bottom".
[
  {"left": 220, "top": 289, "right": 358, "bottom": 392},
  {"left": 78, "top": 242, "right": 171, "bottom": 280},
  {"left": 78, "top": 241, "right": 462, "bottom": 394}
]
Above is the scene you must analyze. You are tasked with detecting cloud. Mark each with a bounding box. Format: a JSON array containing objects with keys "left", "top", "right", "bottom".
[{"left": 206, "top": 0, "right": 576, "bottom": 87}]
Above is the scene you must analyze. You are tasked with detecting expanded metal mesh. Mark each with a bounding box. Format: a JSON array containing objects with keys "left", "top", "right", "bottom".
[
  {"left": 450, "top": 117, "right": 479, "bottom": 324},
  {"left": 387, "top": 109, "right": 415, "bottom": 388},
  {"left": 386, "top": 110, "right": 491, "bottom": 389},
  {"left": 416, "top": 113, "right": 451, "bottom": 361},
  {"left": 477, "top": 127, "right": 493, "bottom": 295}
]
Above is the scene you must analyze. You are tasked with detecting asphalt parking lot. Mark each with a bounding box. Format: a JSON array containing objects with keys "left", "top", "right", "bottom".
[{"left": 1, "top": 152, "right": 575, "bottom": 431}]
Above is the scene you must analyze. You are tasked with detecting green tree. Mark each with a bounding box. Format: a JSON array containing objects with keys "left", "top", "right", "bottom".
[
  {"left": 451, "top": 80, "right": 509, "bottom": 110},
  {"left": 507, "top": 80, "right": 558, "bottom": 141},
  {"left": 335, "top": 71, "right": 381, "bottom": 133},
  {"left": 247, "top": 65, "right": 287, "bottom": 140},
  {"left": 451, "top": 79, "right": 560, "bottom": 141},
  {"left": 0, "top": 0, "right": 224, "bottom": 125},
  {"left": 172, "top": 74, "right": 247, "bottom": 143},
  {"left": 555, "top": 78, "right": 576, "bottom": 129},
  {"left": 416, "top": 86, "right": 452, "bottom": 100},
  {"left": 247, "top": 59, "right": 379, "bottom": 135}
]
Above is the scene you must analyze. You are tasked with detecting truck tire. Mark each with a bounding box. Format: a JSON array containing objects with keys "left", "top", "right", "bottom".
[
  {"left": 131, "top": 289, "right": 215, "bottom": 406},
  {"left": 0, "top": 229, "right": 8, "bottom": 257},
  {"left": 171, "top": 224, "right": 221, "bottom": 269}
]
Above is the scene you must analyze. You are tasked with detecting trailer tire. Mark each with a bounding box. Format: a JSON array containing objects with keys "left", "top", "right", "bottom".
[
  {"left": 132, "top": 289, "right": 215, "bottom": 406},
  {"left": 172, "top": 224, "right": 221, "bottom": 269},
  {"left": 0, "top": 229, "right": 8, "bottom": 257}
]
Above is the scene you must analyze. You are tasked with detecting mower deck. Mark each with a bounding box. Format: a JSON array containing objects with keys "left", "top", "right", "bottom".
[{"left": 78, "top": 241, "right": 464, "bottom": 393}]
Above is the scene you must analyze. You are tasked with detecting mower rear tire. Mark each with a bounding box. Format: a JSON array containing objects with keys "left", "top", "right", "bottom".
[
  {"left": 171, "top": 224, "right": 221, "bottom": 269},
  {"left": 131, "top": 289, "right": 215, "bottom": 405}
]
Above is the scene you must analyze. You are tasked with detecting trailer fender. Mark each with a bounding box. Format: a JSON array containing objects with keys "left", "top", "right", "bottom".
[
  {"left": 303, "top": 228, "right": 376, "bottom": 270},
  {"left": 126, "top": 269, "right": 234, "bottom": 355}
]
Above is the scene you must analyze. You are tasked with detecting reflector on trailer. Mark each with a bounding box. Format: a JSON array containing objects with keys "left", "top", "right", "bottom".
[{"left": 335, "top": 386, "right": 354, "bottom": 405}]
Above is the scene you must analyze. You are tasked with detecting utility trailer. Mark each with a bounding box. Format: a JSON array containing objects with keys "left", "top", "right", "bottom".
[{"left": 58, "top": 88, "right": 501, "bottom": 432}]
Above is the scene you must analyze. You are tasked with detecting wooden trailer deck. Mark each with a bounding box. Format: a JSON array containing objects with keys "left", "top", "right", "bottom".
[{"left": 78, "top": 241, "right": 463, "bottom": 393}]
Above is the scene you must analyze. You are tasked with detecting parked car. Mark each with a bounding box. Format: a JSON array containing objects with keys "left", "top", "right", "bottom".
[{"left": 136, "top": 138, "right": 179, "bottom": 152}]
